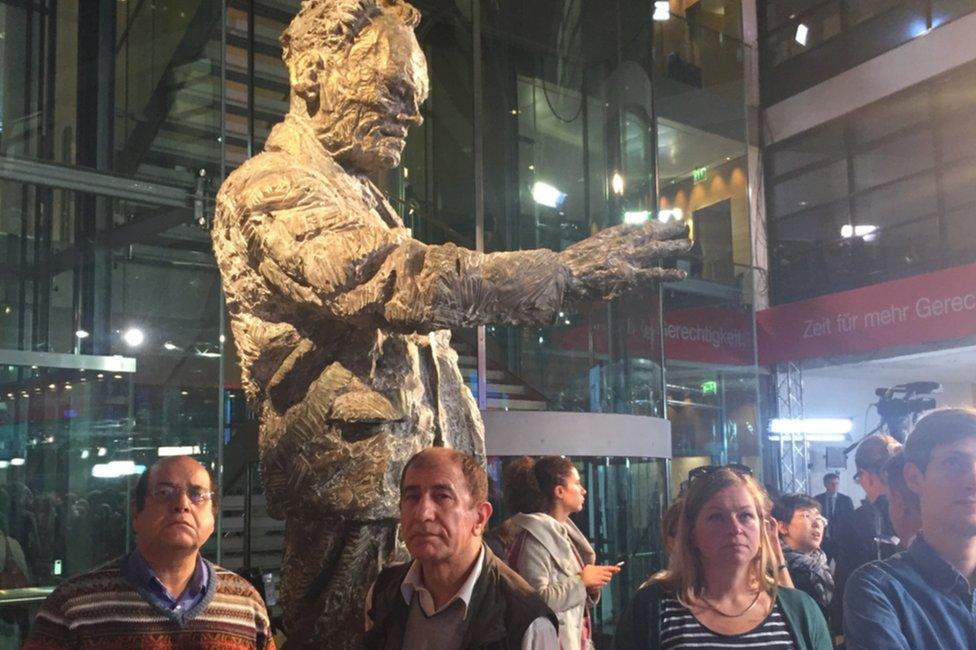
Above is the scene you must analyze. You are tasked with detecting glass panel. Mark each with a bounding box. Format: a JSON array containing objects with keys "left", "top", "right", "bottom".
[
  {"left": 768, "top": 122, "right": 845, "bottom": 179},
  {"left": 852, "top": 129, "right": 935, "bottom": 191},
  {"left": 0, "top": 172, "right": 223, "bottom": 630},
  {"left": 662, "top": 276, "right": 761, "bottom": 490},
  {"left": 853, "top": 170, "right": 937, "bottom": 229},
  {"left": 771, "top": 158, "right": 849, "bottom": 218},
  {"left": 1, "top": 0, "right": 223, "bottom": 188}
]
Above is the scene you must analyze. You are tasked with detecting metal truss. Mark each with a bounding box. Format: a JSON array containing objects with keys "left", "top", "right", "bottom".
[{"left": 776, "top": 361, "right": 809, "bottom": 494}]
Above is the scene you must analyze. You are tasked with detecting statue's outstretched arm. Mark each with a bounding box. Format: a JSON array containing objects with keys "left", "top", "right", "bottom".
[{"left": 234, "top": 171, "right": 689, "bottom": 331}]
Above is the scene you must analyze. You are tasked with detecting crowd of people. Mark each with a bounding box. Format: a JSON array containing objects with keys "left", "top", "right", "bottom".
[{"left": 17, "top": 406, "right": 976, "bottom": 648}]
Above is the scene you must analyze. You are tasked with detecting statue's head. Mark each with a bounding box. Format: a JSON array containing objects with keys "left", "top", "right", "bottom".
[{"left": 282, "top": 0, "right": 428, "bottom": 174}]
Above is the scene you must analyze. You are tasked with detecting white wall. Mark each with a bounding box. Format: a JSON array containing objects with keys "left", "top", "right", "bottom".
[{"left": 799, "top": 374, "right": 975, "bottom": 500}]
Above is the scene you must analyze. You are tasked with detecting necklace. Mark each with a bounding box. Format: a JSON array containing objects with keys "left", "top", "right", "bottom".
[{"left": 699, "top": 591, "right": 762, "bottom": 618}]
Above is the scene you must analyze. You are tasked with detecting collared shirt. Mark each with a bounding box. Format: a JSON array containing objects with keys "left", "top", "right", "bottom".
[
  {"left": 123, "top": 549, "right": 210, "bottom": 613},
  {"left": 843, "top": 533, "right": 976, "bottom": 649},
  {"left": 366, "top": 546, "right": 558, "bottom": 650}
]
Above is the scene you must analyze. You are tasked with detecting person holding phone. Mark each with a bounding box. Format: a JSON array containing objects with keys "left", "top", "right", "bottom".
[{"left": 503, "top": 456, "right": 619, "bottom": 650}]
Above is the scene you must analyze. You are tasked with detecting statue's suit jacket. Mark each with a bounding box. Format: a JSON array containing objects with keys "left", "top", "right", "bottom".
[{"left": 213, "top": 114, "right": 571, "bottom": 521}]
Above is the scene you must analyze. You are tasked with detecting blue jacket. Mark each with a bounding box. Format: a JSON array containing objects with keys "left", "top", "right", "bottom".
[{"left": 844, "top": 535, "right": 976, "bottom": 649}]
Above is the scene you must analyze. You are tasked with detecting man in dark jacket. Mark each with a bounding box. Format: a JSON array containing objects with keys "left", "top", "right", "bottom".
[
  {"left": 829, "top": 435, "right": 900, "bottom": 637},
  {"left": 814, "top": 472, "right": 854, "bottom": 559},
  {"left": 365, "top": 448, "right": 558, "bottom": 649}
]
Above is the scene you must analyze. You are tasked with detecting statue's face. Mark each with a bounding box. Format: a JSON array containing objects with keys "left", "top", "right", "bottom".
[{"left": 312, "top": 13, "right": 429, "bottom": 173}]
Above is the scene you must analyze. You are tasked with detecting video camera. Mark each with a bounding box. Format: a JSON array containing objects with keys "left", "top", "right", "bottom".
[{"left": 873, "top": 381, "right": 941, "bottom": 443}]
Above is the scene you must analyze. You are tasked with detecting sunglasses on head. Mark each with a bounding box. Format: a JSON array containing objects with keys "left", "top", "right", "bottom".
[{"left": 688, "top": 463, "right": 754, "bottom": 482}]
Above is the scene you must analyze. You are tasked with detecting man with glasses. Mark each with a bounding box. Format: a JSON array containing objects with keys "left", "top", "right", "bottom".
[
  {"left": 25, "top": 456, "right": 275, "bottom": 649},
  {"left": 772, "top": 494, "right": 833, "bottom": 620},
  {"left": 829, "top": 434, "right": 900, "bottom": 638}
]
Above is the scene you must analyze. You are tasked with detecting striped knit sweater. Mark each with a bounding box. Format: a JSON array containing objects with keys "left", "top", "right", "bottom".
[{"left": 24, "top": 556, "right": 276, "bottom": 649}]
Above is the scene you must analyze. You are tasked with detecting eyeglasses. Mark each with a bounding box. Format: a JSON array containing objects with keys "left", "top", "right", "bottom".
[
  {"left": 796, "top": 511, "right": 828, "bottom": 528},
  {"left": 688, "top": 463, "right": 754, "bottom": 482},
  {"left": 150, "top": 485, "right": 215, "bottom": 506}
]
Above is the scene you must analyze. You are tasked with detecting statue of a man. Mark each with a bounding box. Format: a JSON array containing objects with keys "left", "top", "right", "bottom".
[{"left": 212, "top": 0, "right": 688, "bottom": 646}]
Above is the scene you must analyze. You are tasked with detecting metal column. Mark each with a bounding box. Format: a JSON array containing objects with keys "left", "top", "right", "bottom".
[{"left": 776, "top": 361, "right": 808, "bottom": 493}]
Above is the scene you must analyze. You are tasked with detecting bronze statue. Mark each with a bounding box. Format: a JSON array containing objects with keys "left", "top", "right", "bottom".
[{"left": 212, "top": 0, "right": 689, "bottom": 646}]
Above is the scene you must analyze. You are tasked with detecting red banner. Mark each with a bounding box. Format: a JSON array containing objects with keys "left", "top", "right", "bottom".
[
  {"left": 551, "top": 305, "right": 754, "bottom": 365},
  {"left": 757, "top": 262, "right": 976, "bottom": 365},
  {"left": 660, "top": 305, "right": 754, "bottom": 365}
]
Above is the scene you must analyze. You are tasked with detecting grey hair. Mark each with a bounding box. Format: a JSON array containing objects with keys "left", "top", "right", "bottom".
[{"left": 281, "top": 0, "right": 421, "bottom": 66}]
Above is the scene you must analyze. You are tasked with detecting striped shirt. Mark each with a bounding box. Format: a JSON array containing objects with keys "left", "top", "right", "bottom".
[{"left": 659, "top": 595, "right": 797, "bottom": 649}]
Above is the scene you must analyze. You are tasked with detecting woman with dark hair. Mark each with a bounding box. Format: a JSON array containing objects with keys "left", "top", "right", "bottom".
[
  {"left": 614, "top": 466, "right": 830, "bottom": 650},
  {"left": 504, "top": 456, "right": 618, "bottom": 650},
  {"left": 772, "top": 494, "right": 833, "bottom": 619}
]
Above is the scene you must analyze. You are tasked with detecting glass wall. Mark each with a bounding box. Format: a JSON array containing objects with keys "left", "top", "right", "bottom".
[
  {"left": 760, "top": 0, "right": 976, "bottom": 104},
  {"left": 766, "top": 57, "right": 976, "bottom": 304},
  {"left": 0, "top": 0, "right": 755, "bottom": 641}
]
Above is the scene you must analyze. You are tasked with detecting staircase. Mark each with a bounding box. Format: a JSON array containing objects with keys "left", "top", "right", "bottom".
[{"left": 451, "top": 338, "right": 549, "bottom": 412}]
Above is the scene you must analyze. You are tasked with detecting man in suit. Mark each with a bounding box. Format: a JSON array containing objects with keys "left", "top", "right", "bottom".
[{"left": 814, "top": 472, "right": 854, "bottom": 559}]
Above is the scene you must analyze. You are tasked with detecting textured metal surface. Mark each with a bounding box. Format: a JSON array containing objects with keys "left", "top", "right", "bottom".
[{"left": 211, "top": 1, "right": 690, "bottom": 647}]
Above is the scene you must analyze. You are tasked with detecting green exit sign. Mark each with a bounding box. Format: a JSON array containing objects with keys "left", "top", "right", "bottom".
[
  {"left": 692, "top": 167, "right": 708, "bottom": 182},
  {"left": 701, "top": 380, "right": 717, "bottom": 395}
]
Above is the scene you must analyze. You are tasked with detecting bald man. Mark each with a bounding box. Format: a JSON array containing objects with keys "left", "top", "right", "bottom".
[{"left": 25, "top": 457, "right": 275, "bottom": 649}]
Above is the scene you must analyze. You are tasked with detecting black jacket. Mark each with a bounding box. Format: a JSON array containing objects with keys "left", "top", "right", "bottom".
[
  {"left": 365, "top": 546, "right": 557, "bottom": 650},
  {"left": 828, "top": 496, "right": 898, "bottom": 635},
  {"left": 813, "top": 492, "right": 854, "bottom": 524}
]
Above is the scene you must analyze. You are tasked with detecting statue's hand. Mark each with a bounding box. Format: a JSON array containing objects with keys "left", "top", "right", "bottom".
[{"left": 559, "top": 220, "right": 692, "bottom": 304}]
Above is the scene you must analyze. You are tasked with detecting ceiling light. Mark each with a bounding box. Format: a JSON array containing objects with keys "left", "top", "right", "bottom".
[
  {"left": 769, "top": 418, "right": 852, "bottom": 436},
  {"left": 163, "top": 341, "right": 180, "bottom": 351},
  {"left": 653, "top": 1, "right": 670, "bottom": 21},
  {"left": 531, "top": 182, "right": 567, "bottom": 209},
  {"left": 624, "top": 211, "right": 650, "bottom": 224},
  {"left": 97, "top": 447, "right": 107, "bottom": 457},
  {"left": 91, "top": 460, "right": 144, "bottom": 478},
  {"left": 841, "top": 224, "right": 878, "bottom": 241},
  {"left": 10, "top": 458, "right": 25, "bottom": 467},
  {"left": 122, "top": 327, "right": 145, "bottom": 347},
  {"left": 75, "top": 329, "right": 90, "bottom": 339},
  {"left": 0, "top": 461, "right": 8, "bottom": 469},
  {"left": 80, "top": 449, "right": 90, "bottom": 460},
  {"left": 158, "top": 445, "right": 202, "bottom": 457},
  {"left": 795, "top": 24, "right": 809, "bottom": 46},
  {"left": 611, "top": 172, "right": 625, "bottom": 195},
  {"left": 769, "top": 433, "right": 850, "bottom": 443}
]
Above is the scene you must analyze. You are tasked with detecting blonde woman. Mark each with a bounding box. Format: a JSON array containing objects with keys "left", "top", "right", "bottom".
[{"left": 614, "top": 465, "right": 830, "bottom": 649}]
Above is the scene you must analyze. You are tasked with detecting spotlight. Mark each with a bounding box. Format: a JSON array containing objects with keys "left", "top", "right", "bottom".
[
  {"left": 653, "top": 1, "right": 670, "bottom": 21},
  {"left": 75, "top": 330, "right": 90, "bottom": 339},
  {"left": 795, "top": 24, "right": 809, "bottom": 46},
  {"left": 611, "top": 172, "right": 625, "bottom": 196},
  {"left": 531, "top": 182, "right": 567, "bottom": 209},
  {"left": 123, "top": 328, "right": 145, "bottom": 347}
]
